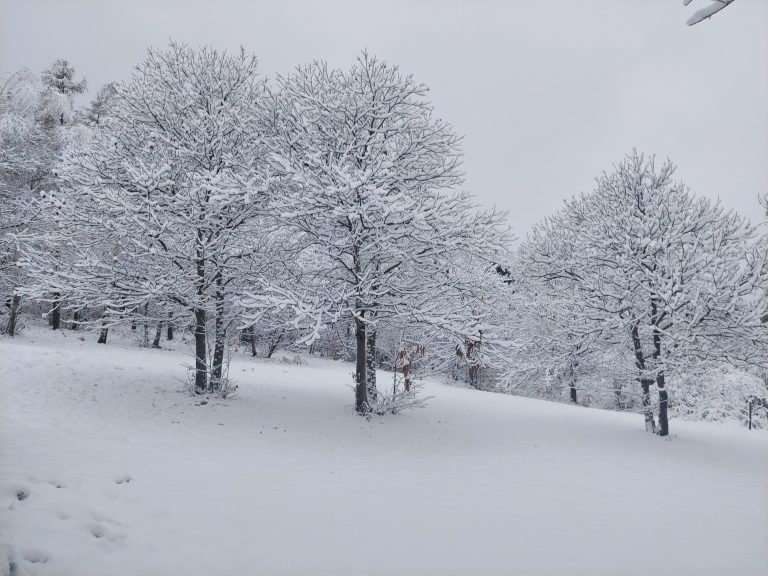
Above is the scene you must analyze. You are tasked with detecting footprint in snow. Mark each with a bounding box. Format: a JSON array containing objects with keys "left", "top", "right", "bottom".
[
  {"left": 86, "top": 522, "right": 128, "bottom": 542},
  {"left": 21, "top": 549, "right": 49, "bottom": 564},
  {"left": 115, "top": 474, "right": 132, "bottom": 485}
]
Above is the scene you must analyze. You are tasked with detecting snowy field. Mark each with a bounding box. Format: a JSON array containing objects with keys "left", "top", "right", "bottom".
[{"left": 1, "top": 327, "right": 767, "bottom": 576}]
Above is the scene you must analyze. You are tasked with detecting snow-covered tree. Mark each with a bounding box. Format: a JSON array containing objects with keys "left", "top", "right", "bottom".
[
  {"left": 22, "top": 44, "right": 269, "bottom": 393},
  {"left": 519, "top": 151, "right": 768, "bottom": 435},
  {"left": 83, "top": 82, "right": 118, "bottom": 127},
  {"left": 245, "top": 53, "right": 511, "bottom": 413},
  {"left": 39, "top": 59, "right": 87, "bottom": 127},
  {"left": 1, "top": 61, "right": 86, "bottom": 335}
]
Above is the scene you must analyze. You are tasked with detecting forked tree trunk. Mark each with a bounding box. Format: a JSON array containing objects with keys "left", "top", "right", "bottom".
[
  {"left": 354, "top": 315, "right": 369, "bottom": 414},
  {"left": 6, "top": 294, "right": 21, "bottom": 336},
  {"left": 631, "top": 324, "right": 656, "bottom": 433}
]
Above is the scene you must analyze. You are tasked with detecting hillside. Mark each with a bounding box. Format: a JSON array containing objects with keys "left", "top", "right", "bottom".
[{"left": 1, "top": 328, "right": 767, "bottom": 576}]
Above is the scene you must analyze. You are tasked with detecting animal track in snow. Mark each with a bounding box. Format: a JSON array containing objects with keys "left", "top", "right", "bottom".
[
  {"left": 21, "top": 549, "right": 49, "bottom": 564},
  {"left": 86, "top": 522, "right": 128, "bottom": 543},
  {"left": 115, "top": 474, "right": 132, "bottom": 485}
]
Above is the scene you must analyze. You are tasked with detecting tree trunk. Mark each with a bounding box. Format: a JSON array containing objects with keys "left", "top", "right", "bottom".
[
  {"left": 656, "top": 372, "right": 669, "bottom": 436},
  {"left": 97, "top": 325, "right": 108, "bottom": 344},
  {"left": 569, "top": 360, "right": 578, "bottom": 404},
  {"left": 152, "top": 322, "right": 163, "bottom": 348},
  {"left": 266, "top": 330, "right": 283, "bottom": 359},
  {"left": 193, "top": 308, "right": 207, "bottom": 394},
  {"left": 6, "top": 294, "right": 21, "bottom": 336},
  {"left": 71, "top": 310, "right": 80, "bottom": 331},
  {"left": 248, "top": 325, "right": 257, "bottom": 357},
  {"left": 366, "top": 324, "right": 378, "bottom": 405},
  {"left": 651, "top": 300, "right": 669, "bottom": 437},
  {"left": 51, "top": 294, "right": 61, "bottom": 330},
  {"left": 193, "top": 232, "right": 208, "bottom": 394},
  {"left": 631, "top": 324, "right": 656, "bottom": 433},
  {"left": 141, "top": 302, "right": 150, "bottom": 348},
  {"left": 210, "top": 271, "right": 226, "bottom": 390},
  {"left": 640, "top": 378, "right": 657, "bottom": 433},
  {"left": 354, "top": 315, "right": 369, "bottom": 414},
  {"left": 167, "top": 312, "right": 174, "bottom": 341}
]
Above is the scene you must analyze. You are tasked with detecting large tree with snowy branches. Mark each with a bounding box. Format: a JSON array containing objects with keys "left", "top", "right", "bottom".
[
  {"left": 244, "top": 53, "right": 511, "bottom": 413},
  {"left": 519, "top": 151, "right": 767, "bottom": 436},
  {"left": 21, "top": 44, "right": 269, "bottom": 393}
]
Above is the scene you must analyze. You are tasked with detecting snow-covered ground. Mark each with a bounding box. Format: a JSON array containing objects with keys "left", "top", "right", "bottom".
[{"left": 1, "top": 326, "right": 767, "bottom": 576}]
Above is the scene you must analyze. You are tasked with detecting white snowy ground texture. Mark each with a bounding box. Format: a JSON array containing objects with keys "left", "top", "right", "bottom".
[{"left": 1, "top": 326, "right": 767, "bottom": 576}]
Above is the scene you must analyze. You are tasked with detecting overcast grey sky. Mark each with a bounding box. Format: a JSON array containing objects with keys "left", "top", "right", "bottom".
[{"left": 1, "top": 0, "right": 766, "bottom": 237}]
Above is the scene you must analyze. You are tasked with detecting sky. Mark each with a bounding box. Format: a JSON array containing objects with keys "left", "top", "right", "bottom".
[{"left": 1, "top": 0, "right": 766, "bottom": 238}]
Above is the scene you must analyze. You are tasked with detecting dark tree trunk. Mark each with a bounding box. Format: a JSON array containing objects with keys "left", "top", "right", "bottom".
[
  {"left": 6, "top": 294, "right": 20, "bottom": 336},
  {"left": 141, "top": 302, "right": 150, "bottom": 348},
  {"left": 248, "top": 325, "right": 257, "bottom": 357},
  {"left": 354, "top": 315, "right": 369, "bottom": 414},
  {"left": 193, "top": 233, "right": 208, "bottom": 394},
  {"left": 71, "top": 310, "right": 80, "bottom": 331},
  {"left": 193, "top": 308, "right": 207, "bottom": 394},
  {"left": 152, "top": 322, "right": 163, "bottom": 348},
  {"left": 51, "top": 294, "right": 61, "bottom": 330},
  {"left": 569, "top": 359, "right": 578, "bottom": 404},
  {"left": 366, "top": 325, "right": 378, "bottom": 405},
  {"left": 210, "top": 271, "right": 226, "bottom": 390},
  {"left": 651, "top": 297, "right": 669, "bottom": 436},
  {"left": 167, "top": 312, "right": 174, "bottom": 341},
  {"left": 657, "top": 373, "right": 669, "bottom": 436},
  {"left": 97, "top": 326, "right": 109, "bottom": 344}
]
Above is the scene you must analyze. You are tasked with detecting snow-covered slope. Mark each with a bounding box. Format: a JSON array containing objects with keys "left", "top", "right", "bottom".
[{"left": 1, "top": 328, "right": 766, "bottom": 576}]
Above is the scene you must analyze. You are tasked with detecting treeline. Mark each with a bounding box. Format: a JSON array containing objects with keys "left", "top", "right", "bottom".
[{"left": 1, "top": 43, "right": 766, "bottom": 434}]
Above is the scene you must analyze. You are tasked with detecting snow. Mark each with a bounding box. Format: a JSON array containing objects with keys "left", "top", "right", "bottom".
[{"left": 1, "top": 326, "right": 767, "bottom": 576}]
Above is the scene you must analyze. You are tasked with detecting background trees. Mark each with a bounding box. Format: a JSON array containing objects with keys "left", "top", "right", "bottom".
[
  {"left": 515, "top": 151, "right": 768, "bottom": 435},
  {"left": 3, "top": 44, "right": 764, "bottom": 434},
  {"left": 0, "top": 60, "right": 86, "bottom": 335}
]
